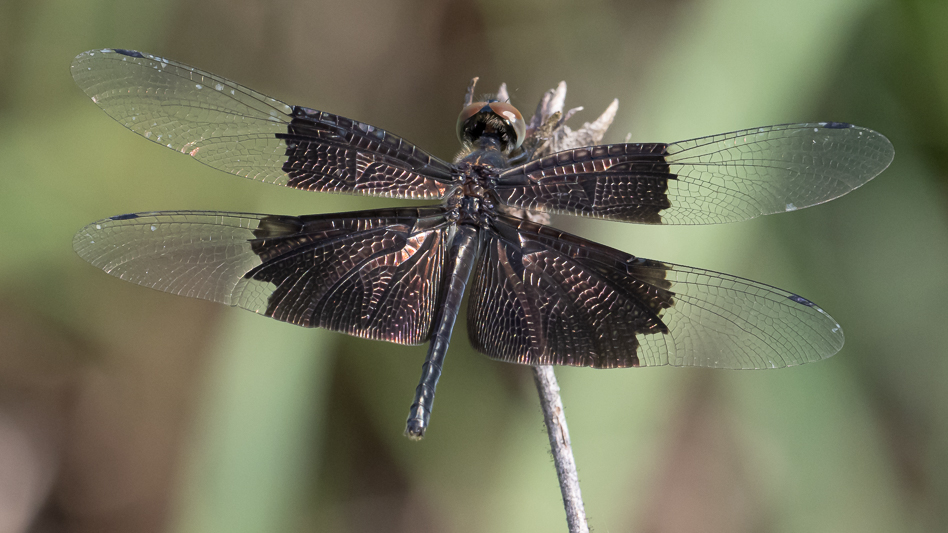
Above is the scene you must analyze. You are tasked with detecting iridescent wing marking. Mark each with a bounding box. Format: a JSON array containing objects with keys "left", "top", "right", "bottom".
[
  {"left": 73, "top": 208, "right": 452, "bottom": 344},
  {"left": 71, "top": 49, "right": 457, "bottom": 199},
  {"left": 468, "top": 215, "right": 844, "bottom": 368},
  {"left": 495, "top": 123, "right": 894, "bottom": 224}
]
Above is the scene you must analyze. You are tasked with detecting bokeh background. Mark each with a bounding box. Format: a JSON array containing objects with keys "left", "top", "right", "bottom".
[{"left": 0, "top": 0, "right": 945, "bottom": 531}]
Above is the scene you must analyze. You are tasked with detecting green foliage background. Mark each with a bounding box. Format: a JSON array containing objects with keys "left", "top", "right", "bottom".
[{"left": 0, "top": 0, "right": 945, "bottom": 531}]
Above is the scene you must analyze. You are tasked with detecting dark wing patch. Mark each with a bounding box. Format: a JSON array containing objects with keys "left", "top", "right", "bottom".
[
  {"left": 278, "top": 106, "right": 455, "bottom": 198},
  {"left": 495, "top": 123, "right": 893, "bottom": 224},
  {"left": 469, "top": 215, "right": 672, "bottom": 368},
  {"left": 468, "top": 215, "right": 844, "bottom": 368},
  {"left": 495, "top": 143, "right": 671, "bottom": 224},
  {"left": 74, "top": 208, "right": 452, "bottom": 344},
  {"left": 71, "top": 49, "right": 457, "bottom": 199}
]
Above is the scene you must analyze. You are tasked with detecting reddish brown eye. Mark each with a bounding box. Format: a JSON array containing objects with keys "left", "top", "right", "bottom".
[
  {"left": 458, "top": 102, "right": 485, "bottom": 125},
  {"left": 456, "top": 100, "right": 526, "bottom": 151},
  {"left": 487, "top": 102, "right": 526, "bottom": 147},
  {"left": 456, "top": 102, "right": 489, "bottom": 145}
]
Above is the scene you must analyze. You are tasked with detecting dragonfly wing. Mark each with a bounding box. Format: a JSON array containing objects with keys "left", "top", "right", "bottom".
[
  {"left": 74, "top": 208, "right": 453, "bottom": 344},
  {"left": 468, "top": 214, "right": 843, "bottom": 368},
  {"left": 72, "top": 49, "right": 457, "bottom": 199},
  {"left": 495, "top": 122, "right": 893, "bottom": 224}
]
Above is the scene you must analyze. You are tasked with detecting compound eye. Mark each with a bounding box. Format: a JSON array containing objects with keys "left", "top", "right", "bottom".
[
  {"left": 456, "top": 100, "right": 526, "bottom": 151},
  {"left": 457, "top": 102, "right": 488, "bottom": 144},
  {"left": 487, "top": 102, "right": 526, "bottom": 148}
]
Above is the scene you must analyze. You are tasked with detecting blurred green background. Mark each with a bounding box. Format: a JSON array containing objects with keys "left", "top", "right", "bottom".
[{"left": 0, "top": 0, "right": 945, "bottom": 531}]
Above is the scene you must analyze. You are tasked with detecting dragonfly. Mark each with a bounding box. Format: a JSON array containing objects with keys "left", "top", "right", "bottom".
[{"left": 72, "top": 48, "right": 893, "bottom": 439}]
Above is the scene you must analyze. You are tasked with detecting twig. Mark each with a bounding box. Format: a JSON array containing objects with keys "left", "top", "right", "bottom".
[{"left": 533, "top": 366, "right": 589, "bottom": 533}]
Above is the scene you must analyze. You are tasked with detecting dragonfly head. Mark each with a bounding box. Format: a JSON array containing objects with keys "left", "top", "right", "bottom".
[{"left": 457, "top": 100, "right": 526, "bottom": 153}]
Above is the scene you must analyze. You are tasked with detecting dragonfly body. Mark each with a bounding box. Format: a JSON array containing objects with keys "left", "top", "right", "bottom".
[
  {"left": 72, "top": 49, "right": 894, "bottom": 438},
  {"left": 410, "top": 115, "right": 521, "bottom": 436},
  {"left": 408, "top": 224, "right": 478, "bottom": 437}
]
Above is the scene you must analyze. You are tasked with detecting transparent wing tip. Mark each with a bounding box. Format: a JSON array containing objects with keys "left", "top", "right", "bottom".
[
  {"left": 816, "top": 122, "right": 895, "bottom": 193},
  {"left": 859, "top": 126, "right": 895, "bottom": 178},
  {"left": 782, "top": 122, "right": 894, "bottom": 214},
  {"left": 71, "top": 48, "right": 170, "bottom": 88},
  {"left": 786, "top": 292, "right": 845, "bottom": 362}
]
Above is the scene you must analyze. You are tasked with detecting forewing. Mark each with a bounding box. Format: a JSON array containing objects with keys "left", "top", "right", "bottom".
[
  {"left": 495, "top": 122, "right": 894, "bottom": 224},
  {"left": 71, "top": 49, "right": 457, "bottom": 199},
  {"left": 469, "top": 215, "right": 843, "bottom": 368},
  {"left": 74, "top": 208, "right": 452, "bottom": 344}
]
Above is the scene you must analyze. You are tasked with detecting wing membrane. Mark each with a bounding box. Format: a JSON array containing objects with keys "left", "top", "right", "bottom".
[
  {"left": 74, "top": 208, "right": 452, "bottom": 344},
  {"left": 468, "top": 215, "right": 844, "bottom": 368},
  {"left": 71, "top": 49, "right": 457, "bottom": 199},
  {"left": 495, "top": 123, "right": 893, "bottom": 224}
]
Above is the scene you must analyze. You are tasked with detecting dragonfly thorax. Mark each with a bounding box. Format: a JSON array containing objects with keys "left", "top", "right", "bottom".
[
  {"left": 446, "top": 166, "right": 497, "bottom": 225},
  {"left": 451, "top": 131, "right": 507, "bottom": 225}
]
